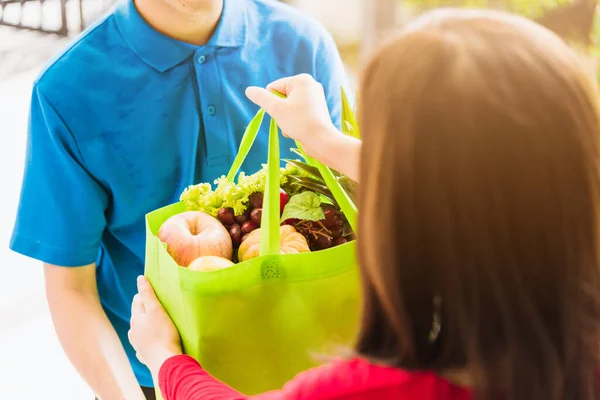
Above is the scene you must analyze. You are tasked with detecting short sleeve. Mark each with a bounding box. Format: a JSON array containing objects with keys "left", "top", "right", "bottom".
[
  {"left": 314, "top": 30, "right": 353, "bottom": 130},
  {"left": 10, "top": 85, "right": 108, "bottom": 267}
]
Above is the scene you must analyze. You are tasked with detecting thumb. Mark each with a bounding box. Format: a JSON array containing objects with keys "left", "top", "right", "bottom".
[
  {"left": 137, "top": 276, "right": 160, "bottom": 311},
  {"left": 245, "top": 86, "right": 282, "bottom": 116}
]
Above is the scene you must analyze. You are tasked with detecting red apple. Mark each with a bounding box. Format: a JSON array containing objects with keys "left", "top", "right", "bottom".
[
  {"left": 188, "top": 256, "right": 235, "bottom": 272},
  {"left": 158, "top": 211, "right": 233, "bottom": 267}
]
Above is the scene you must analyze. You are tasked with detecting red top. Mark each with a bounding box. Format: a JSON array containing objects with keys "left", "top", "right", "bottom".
[{"left": 158, "top": 355, "right": 471, "bottom": 400}]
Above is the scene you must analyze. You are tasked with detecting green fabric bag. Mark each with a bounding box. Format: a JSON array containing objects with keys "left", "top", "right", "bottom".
[{"left": 145, "top": 109, "right": 361, "bottom": 398}]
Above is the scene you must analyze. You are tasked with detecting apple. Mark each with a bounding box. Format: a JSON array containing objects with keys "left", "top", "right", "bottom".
[
  {"left": 158, "top": 211, "right": 233, "bottom": 267},
  {"left": 188, "top": 256, "right": 235, "bottom": 272}
]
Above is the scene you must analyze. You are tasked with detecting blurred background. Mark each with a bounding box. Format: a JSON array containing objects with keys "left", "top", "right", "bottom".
[{"left": 0, "top": 0, "right": 597, "bottom": 398}]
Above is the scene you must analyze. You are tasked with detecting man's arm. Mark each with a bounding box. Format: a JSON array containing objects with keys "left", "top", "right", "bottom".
[
  {"left": 44, "top": 263, "right": 145, "bottom": 400},
  {"left": 9, "top": 86, "right": 144, "bottom": 399}
]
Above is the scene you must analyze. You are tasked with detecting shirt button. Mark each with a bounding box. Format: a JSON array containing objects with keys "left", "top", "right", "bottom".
[
  {"left": 207, "top": 105, "right": 216, "bottom": 115},
  {"left": 197, "top": 55, "right": 206, "bottom": 64}
]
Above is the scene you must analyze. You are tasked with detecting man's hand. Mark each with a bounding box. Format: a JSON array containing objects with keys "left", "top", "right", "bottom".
[
  {"left": 129, "top": 276, "right": 182, "bottom": 379},
  {"left": 44, "top": 263, "right": 145, "bottom": 400}
]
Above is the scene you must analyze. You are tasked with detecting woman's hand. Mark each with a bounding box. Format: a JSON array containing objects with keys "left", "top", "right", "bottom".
[
  {"left": 129, "top": 276, "right": 182, "bottom": 377},
  {"left": 245, "top": 74, "right": 339, "bottom": 160},
  {"left": 246, "top": 74, "right": 362, "bottom": 182}
]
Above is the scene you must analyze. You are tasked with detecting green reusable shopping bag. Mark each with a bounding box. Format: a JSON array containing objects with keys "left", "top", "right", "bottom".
[{"left": 145, "top": 109, "right": 361, "bottom": 398}]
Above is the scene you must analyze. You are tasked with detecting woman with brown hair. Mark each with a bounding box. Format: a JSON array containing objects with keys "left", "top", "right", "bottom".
[{"left": 129, "top": 8, "right": 600, "bottom": 400}]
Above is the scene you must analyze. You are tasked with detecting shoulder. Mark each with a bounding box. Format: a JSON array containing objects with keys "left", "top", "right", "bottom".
[
  {"left": 279, "top": 358, "right": 416, "bottom": 399},
  {"left": 277, "top": 358, "right": 472, "bottom": 400},
  {"left": 34, "top": 11, "right": 127, "bottom": 98},
  {"left": 246, "top": 0, "right": 335, "bottom": 51}
]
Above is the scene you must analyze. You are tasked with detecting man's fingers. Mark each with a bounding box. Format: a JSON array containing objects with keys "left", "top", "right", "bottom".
[
  {"left": 137, "top": 275, "right": 160, "bottom": 311},
  {"left": 245, "top": 86, "right": 282, "bottom": 115}
]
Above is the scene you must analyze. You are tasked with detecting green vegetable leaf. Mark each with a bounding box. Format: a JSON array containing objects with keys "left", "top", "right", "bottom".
[
  {"left": 280, "top": 191, "right": 325, "bottom": 223},
  {"left": 283, "top": 159, "right": 323, "bottom": 180}
]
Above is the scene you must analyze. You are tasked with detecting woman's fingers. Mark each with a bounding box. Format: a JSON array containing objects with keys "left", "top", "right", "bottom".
[
  {"left": 136, "top": 351, "right": 145, "bottom": 364},
  {"left": 131, "top": 293, "right": 145, "bottom": 315},
  {"left": 266, "top": 73, "right": 314, "bottom": 95},
  {"left": 245, "top": 86, "right": 282, "bottom": 115},
  {"left": 246, "top": 74, "right": 318, "bottom": 114},
  {"left": 137, "top": 276, "right": 160, "bottom": 312}
]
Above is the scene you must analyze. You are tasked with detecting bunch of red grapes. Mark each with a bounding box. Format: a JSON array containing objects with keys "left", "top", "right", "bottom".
[
  {"left": 216, "top": 188, "right": 353, "bottom": 252},
  {"left": 216, "top": 189, "right": 290, "bottom": 249},
  {"left": 288, "top": 204, "right": 351, "bottom": 251}
]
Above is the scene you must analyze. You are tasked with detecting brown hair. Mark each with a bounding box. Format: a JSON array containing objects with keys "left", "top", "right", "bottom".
[{"left": 356, "top": 8, "right": 600, "bottom": 400}]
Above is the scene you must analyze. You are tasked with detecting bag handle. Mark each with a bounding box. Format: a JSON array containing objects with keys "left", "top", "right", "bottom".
[
  {"left": 225, "top": 97, "right": 357, "bottom": 255},
  {"left": 226, "top": 109, "right": 265, "bottom": 182},
  {"left": 260, "top": 118, "right": 282, "bottom": 255}
]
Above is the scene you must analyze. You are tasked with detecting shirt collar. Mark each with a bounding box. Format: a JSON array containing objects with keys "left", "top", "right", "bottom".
[{"left": 114, "top": 0, "right": 247, "bottom": 72}]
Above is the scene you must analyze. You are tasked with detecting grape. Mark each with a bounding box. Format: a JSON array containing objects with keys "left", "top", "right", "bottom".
[
  {"left": 229, "top": 224, "right": 242, "bottom": 246},
  {"left": 313, "top": 235, "right": 332, "bottom": 250},
  {"left": 250, "top": 208, "right": 262, "bottom": 227},
  {"left": 280, "top": 188, "right": 290, "bottom": 214},
  {"left": 332, "top": 237, "right": 347, "bottom": 247},
  {"left": 249, "top": 192, "right": 264, "bottom": 209},
  {"left": 321, "top": 203, "right": 337, "bottom": 212},
  {"left": 333, "top": 216, "right": 345, "bottom": 227},
  {"left": 241, "top": 233, "right": 250, "bottom": 243},
  {"left": 298, "top": 229, "right": 311, "bottom": 241},
  {"left": 242, "top": 220, "right": 257, "bottom": 234},
  {"left": 283, "top": 218, "right": 299, "bottom": 226},
  {"left": 329, "top": 225, "right": 343, "bottom": 239},
  {"left": 322, "top": 208, "right": 337, "bottom": 228},
  {"left": 218, "top": 207, "right": 235, "bottom": 226},
  {"left": 235, "top": 212, "right": 249, "bottom": 224}
]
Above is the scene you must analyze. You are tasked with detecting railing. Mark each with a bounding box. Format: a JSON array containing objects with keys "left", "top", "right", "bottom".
[{"left": 0, "top": 0, "right": 114, "bottom": 36}]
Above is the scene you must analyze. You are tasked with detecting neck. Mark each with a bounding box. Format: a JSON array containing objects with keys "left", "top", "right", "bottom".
[{"left": 134, "top": 0, "right": 223, "bottom": 45}]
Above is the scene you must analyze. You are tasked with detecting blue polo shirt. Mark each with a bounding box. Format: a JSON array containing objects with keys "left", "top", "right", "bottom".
[{"left": 10, "top": 0, "right": 347, "bottom": 386}]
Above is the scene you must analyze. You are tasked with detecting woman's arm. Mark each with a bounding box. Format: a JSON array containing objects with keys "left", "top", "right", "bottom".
[
  {"left": 129, "top": 277, "right": 356, "bottom": 400},
  {"left": 130, "top": 278, "right": 398, "bottom": 400},
  {"left": 157, "top": 355, "right": 360, "bottom": 400},
  {"left": 158, "top": 355, "right": 245, "bottom": 400},
  {"left": 311, "top": 125, "right": 361, "bottom": 183}
]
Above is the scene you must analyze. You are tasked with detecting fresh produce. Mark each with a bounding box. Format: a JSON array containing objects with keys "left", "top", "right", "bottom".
[
  {"left": 283, "top": 156, "right": 357, "bottom": 206},
  {"left": 188, "top": 256, "right": 235, "bottom": 272},
  {"left": 249, "top": 208, "right": 262, "bottom": 227},
  {"left": 241, "top": 220, "right": 257, "bottom": 234},
  {"left": 179, "top": 163, "right": 308, "bottom": 218},
  {"left": 175, "top": 150, "right": 357, "bottom": 270},
  {"left": 279, "top": 188, "right": 290, "bottom": 214},
  {"left": 279, "top": 191, "right": 353, "bottom": 251},
  {"left": 238, "top": 225, "right": 311, "bottom": 262},
  {"left": 157, "top": 211, "right": 233, "bottom": 267},
  {"left": 217, "top": 208, "right": 235, "bottom": 226},
  {"left": 228, "top": 224, "right": 242, "bottom": 247},
  {"left": 162, "top": 90, "right": 359, "bottom": 271}
]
